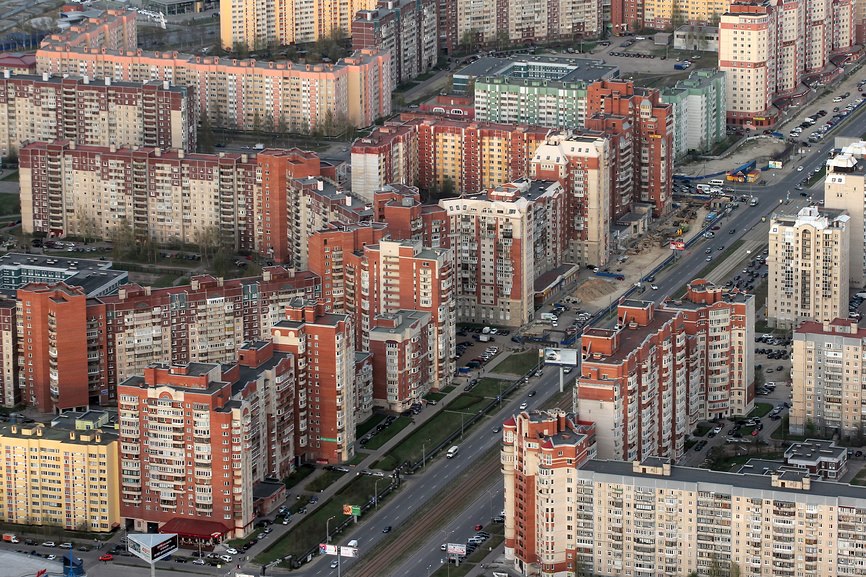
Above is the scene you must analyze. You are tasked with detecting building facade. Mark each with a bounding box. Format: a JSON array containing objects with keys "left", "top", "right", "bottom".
[
  {"left": 660, "top": 69, "right": 727, "bottom": 159},
  {"left": 791, "top": 319, "right": 866, "bottom": 436},
  {"left": 368, "top": 310, "right": 433, "bottom": 411},
  {"left": 825, "top": 141, "right": 866, "bottom": 287},
  {"left": 0, "top": 74, "right": 196, "bottom": 157},
  {"left": 39, "top": 9, "right": 138, "bottom": 52},
  {"left": 767, "top": 206, "right": 850, "bottom": 329},
  {"left": 439, "top": 179, "right": 567, "bottom": 327},
  {"left": 0, "top": 423, "right": 120, "bottom": 532},
  {"left": 508, "top": 457, "right": 866, "bottom": 577},
  {"left": 350, "top": 123, "right": 419, "bottom": 201},
  {"left": 500, "top": 410, "right": 597, "bottom": 576},
  {"left": 352, "top": 0, "right": 438, "bottom": 87}
]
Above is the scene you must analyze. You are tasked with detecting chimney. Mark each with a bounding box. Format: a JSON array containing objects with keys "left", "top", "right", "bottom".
[
  {"left": 2, "top": 70, "right": 8, "bottom": 79},
  {"left": 104, "top": 77, "right": 111, "bottom": 86},
  {"left": 109, "top": 143, "right": 116, "bottom": 153},
  {"left": 163, "top": 80, "right": 169, "bottom": 90},
  {"left": 43, "top": 72, "right": 49, "bottom": 81},
  {"left": 83, "top": 75, "right": 89, "bottom": 84},
  {"left": 345, "top": 195, "right": 352, "bottom": 207},
  {"left": 178, "top": 150, "right": 184, "bottom": 159},
  {"left": 317, "top": 179, "right": 324, "bottom": 191}
]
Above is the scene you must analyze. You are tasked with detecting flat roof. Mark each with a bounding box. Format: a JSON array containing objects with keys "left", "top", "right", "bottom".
[
  {"left": 0, "top": 550, "right": 62, "bottom": 576},
  {"left": 0, "top": 252, "right": 126, "bottom": 296},
  {"left": 582, "top": 459, "right": 866, "bottom": 501},
  {"left": 456, "top": 55, "right": 618, "bottom": 85},
  {"left": 0, "top": 423, "right": 117, "bottom": 445}
]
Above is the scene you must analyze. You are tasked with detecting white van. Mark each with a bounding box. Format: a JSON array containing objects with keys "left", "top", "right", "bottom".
[
  {"left": 347, "top": 540, "right": 358, "bottom": 548},
  {"left": 708, "top": 179, "right": 725, "bottom": 186},
  {"left": 446, "top": 446, "right": 459, "bottom": 458},
  {"left": 696, "top": 184, "right": 711, "bottom": 193}
]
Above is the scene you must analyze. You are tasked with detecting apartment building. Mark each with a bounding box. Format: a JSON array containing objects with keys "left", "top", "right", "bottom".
[
  {"left": 371, "top": 184, "right": 450, "bottom": 248},
  {"left": 439, "top": 179, "right": 566, "bottom": 327},
  {"left": 368, "top": 310, "right": 433, "bottom": 411},
  {"left": 0, "top": 300, "right": 16, "bottom": 408},
  {"left": 0, "top": 74, "right": 195, "bottom": 157},
  {"left": 664, "top": 279, "right": 756, "bottom": 419},
  {"left": 0, "top": 423, "right": 120, "bottom": 532},
  {"left": 471, "top": 57, "right": 619, "bottom": 128},
  {"left": 791, "top": 318, "right": 866, "bottom": 437},
  {"left": 350, "top": 123, "right": 419, "bottom": 201},
  {"left": 660, "top": 69, "right": 727, "bottom": 159},
  {"left": 271, "top": 299, "right": 356, "bottom": 463},
  {"left": 825, "top": 141, "right": 866, "bottom": 287},
  {"left": 352, "top": 0, "right": 438, "bottom": 87},
  {"left": 39, "top": 9, "right": 138, "bottom": 52},
  {"left": 118, "top": 356, "right": 293, "bottom": 538},
  {"left": 219, "top": 0, "right": 376, "bottom": 49},
  {"left": 530, "top": 132, "right": 611, "bottom": 266},
  {"left": 36, "top": 40, "right": 391, "bottom": 134},
  {"left": 642, "top": 0, "right": 729, "bottom": 29},
  {"left": 500, "top": 410, "right": 597, "bottom": 576},
  {"left": 0, "top": 252, "right": 127, "bottom": 297},
  {"left": 577, "top": 300, "right": 692, "bottom": 461},
  {"left": 720, "top": 0, "right": 855, "bottom": 127},
  {"left": 767, "top": 206, "right": 850, "bottom": 329},
  {"left": 505, "top": 456, "right": 866, "bottom": 577},
  {"left": 585, "top": 80, "right": 674, "bottom": 216}
]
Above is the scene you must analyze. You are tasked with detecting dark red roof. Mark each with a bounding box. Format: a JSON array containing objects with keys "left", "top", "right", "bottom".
[
  {"left": 0, "top": 54, "right": 36, "bottom": 71},
  {"left": 159, "top": 518, "right": 230, "bottom": 538}
]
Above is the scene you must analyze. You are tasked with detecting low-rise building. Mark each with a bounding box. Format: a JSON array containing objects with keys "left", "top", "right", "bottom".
[
  {"left": 0, "top": 253, "right": 127, "bottom": 297},
  {"left": 0, "top": 422, "right": 120, "bottom": 532},
  {"left": 767, "top": 206, "right": 850, "bottom": 329},
  {"left": 792, "top": 319, "right": 866, "bottom": 437},
  {"left": 673, "top": 25, "right": 721, "bottom": 52},
  {"left": 507, "top": 457, "right": 866, "bottom": 577},
  {"left": 783, "top": 439, "right": 848, "bottom": 480}
]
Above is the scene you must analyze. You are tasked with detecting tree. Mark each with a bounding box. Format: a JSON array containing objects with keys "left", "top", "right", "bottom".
[
  {"left": 495, "top": 30, "right": 511, "bottom": 51},
  {"left": 670, "top": 1, "right": 687, "bottom": 31},
  {"left": 194, "top": 225, "right": 222, "bottom": 268},
  {"left": 109, "top": 218, "right": 136, "bottom": 261},
  {"left": 460, "top": 30, "right": 479, "bottom": 55},
  {"left": 75, "top": 210, "right": 99, "bottom": 244},
  {"left": 198, "top": 114, "right": 215, "bottom": 153}
]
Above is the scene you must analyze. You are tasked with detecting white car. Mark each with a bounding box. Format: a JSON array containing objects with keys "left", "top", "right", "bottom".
[
  {"left": 651, "top": 285, "right": 659, "bottom": 290},
  {"left": 712, "top": 425, "right": 723, "bottom": 434},
  {"left": 193, "top": 559, "right": 206, "bottom": 565},
  {"left": 331, "top": 560, "right": 339, "bottom": 568},
  {"left": 225, "top": 548, "right": 238, "bottom": 555},
  {"left": 219, "top": 555, "right": 233, "bottom": 563},
  {"left": 519, "top": 402, "right": 528, "bottom": 410},
  {"left": 797, "top": 166, "right": 804, "bottom": 171}
]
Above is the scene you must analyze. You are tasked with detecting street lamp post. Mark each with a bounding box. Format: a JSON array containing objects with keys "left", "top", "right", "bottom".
[
  {"left": 326, "top": 516, "right": 335, "bottom": 544},
  {"left": 374, "top": 478, "right": 381, "bottom": 510}
]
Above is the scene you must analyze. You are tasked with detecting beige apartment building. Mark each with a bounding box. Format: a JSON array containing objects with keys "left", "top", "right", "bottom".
[
  {"left": 826, "top": 140, "right": 866, "bottom": 287},
  {"left": 219, "top": 0, "right": 377, "bottom": 50},
  {"left": 791, "top": 319, "right": 866, "bottom": 437},
  {"left": 0, "top": 422, "right": 120, "bottom": 532},
  {"left": 767, "top": 206, "right": 850, "bottom": 329},
  {"left": 515, "top": 457, "right": 866, "bottom": 577},
  {"left": 0, "top": 73, "right": 196, "bottom": 157},
  {"left": 643, "top": 0, "right": 729, "bottom": 29}
]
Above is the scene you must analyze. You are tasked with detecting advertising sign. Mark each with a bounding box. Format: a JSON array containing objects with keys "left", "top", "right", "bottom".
[
  {"left": 447, "top": 543, "right": 467, "bottom": 556},
  {"left": 342, "top": 504, "right": 361, "bottom": 516},
  {"left": 541, "top": 347, "right": 579, "bottom": 366},
  {"left": 319, "top": 544, "right": 338, "bottom": 556},
  {"left": 128, "top": 533, "right": 178, "bottom": 564},
  {"left": 768, "top": 160, "right": 782, "bottom": 169},
  {"left": 340, "top": 546, "right": 358, "bottom": 558},
  {"left": 669, "top": 239, "right": 685, "bottom": 251}
]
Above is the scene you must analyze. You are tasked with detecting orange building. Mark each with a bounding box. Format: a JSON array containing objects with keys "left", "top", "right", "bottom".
[
  {"left": 372, "top": 184, "right": 450, "bottom": 248},
  {"left": 585, "top": 80, "right": 674, "bottom": 216},
  {"left": 368, "top": 310, "right": 433, "bottom": 411},
  {"left": 271, "top": 299, "right": 356, "bottom": 463},
  {"left": 40, "top": 9, "right": 138, "bottom": 52},
  {"left": 501, "top": 410, "right": 596, "bottom": 575},
  {"left": 16, "top": 283, "right": 91, "bottom": 413}
]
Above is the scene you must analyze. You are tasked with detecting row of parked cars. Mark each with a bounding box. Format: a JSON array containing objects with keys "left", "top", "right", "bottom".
[{"left": 440, "top": 529, "right": 492, "bottom": 563}]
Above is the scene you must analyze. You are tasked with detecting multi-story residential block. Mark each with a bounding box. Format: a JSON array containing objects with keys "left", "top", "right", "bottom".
[
  {"left": 508, "top": 456, "right": 866, "bottom": 577},
  {"left": 118, "top": 352, "right": 295, "bottom": 538},
  {"left": 660, "top": 69, "right": 727, "bottom": 159},
  {"left": 354, "top": 351, "right": 374, "bottom": 423},
  {"left": 664, "top": 279, "right": 755, "bottom": 419},
  {"left": 219, "top": 0, "right": 376, "bottom": 50},
  {"left": 443, "top": 0, "right": 602, "bottom": 53},
  {"left": 439, "top": 179, "right": 566, "bottom": 327},
  {"left": 767, "top": 206, "right": 850, "bottom": 329},
  {"left": 0, "top": 299, "right": 17, "bottom": 408},
  {"left": 468, "top": 56, "right": 619, "bottom": 127},
  {"left": 0, "top": 422, "right": 120, "bottom": 532},
  {"left": 0, "top": 73, "right": 196, "bottom": 157},
  {"left": 271, "top": 299, "right": 356, "bottom": 463},
  {"left": 791, "top": 318, "right": 866, "bottom": 436},
  {"left": 500, "top": 410, "right": 597, "bottom": 575},
  {"left": 36, "top": 42, "right": 392, "bottom": 134},
  {"left": 0, "top": 253, "right": 127, "bottom": 297},
  {"left": 371, "top": 184, "right": 450, "bottom": 248},
  {"left": 352, "top": 0, "right": 438, "bottom": 86},
  {"left": 39, "top": 9, "right": 138, "bottom": 52},
  {"left": 585, "top": 80, "right": 674, "bottom": 216},
  {"left": 351, "top": 123, "right": 419, "bottom": 201},
  {"left": 825, "top": 140, "right": 866, "bottom": 287},
  {"left": 530, "top": 132, "right": 612, "bottom": 266},
  {"left": 368, "top": 310, "right": 432, "bottom": 411},
  {"left": 720, "top": 0, "right": 854, "bottom": 127},
  {"left": 642, "top": 0, "right": 729, "bottom": 30}
]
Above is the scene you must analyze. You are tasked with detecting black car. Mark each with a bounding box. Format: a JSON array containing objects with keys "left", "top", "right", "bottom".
[{"left": 382, "top": 526, "right": 392, "bottom": 533}]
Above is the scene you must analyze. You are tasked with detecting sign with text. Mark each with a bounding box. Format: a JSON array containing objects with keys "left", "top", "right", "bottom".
[
  {"left": 319, "top": 543, "right": 338, "bottom": 556},
  {"left": 669, "top": 239, "right": 685, "bottom": 251},
  {"left": 447, "top": 543, "right": 467, "bottom": 556},
  {"left": 342, "top": 504, "right": 361, "bottom": 516},
  {"left": 542, "top": 347, "right": 579, "bottom": 367},
  {"left": 128, "top": 533, "right": 178, "bottom": 564},
  {"left": 340, "top": 546, "right": 358, "bottom": 558}
]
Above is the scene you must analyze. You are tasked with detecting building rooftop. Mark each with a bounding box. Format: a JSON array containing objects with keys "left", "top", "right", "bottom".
[
  {"left": 583, "top": 305, "right": 679, "bottom": 365},
  {"left": 785, "top": 439, "right": 847, "bottom": 464},
  {"left": 795, "top": 318, "right": 866, "bottom": 338},
  {"left": 4, "top": 73, "right": 188, "bottom": 94},
  {"left": 582, "top": 459, "right": 866, "bottom": 501},
  {"left": 0, "top": 252, "right": 127, "bottom": 297},
  {"left": 369, "top": 310, "right": 431, "bottom": 337},
  {"left": 232, "top": 352, "right": 291, "bottom": 397},
  {"left": 771, "top": 205, "right": 849, "bottom": 230},
  {"left": 0, "top": 422, "right": 117, "bottom": 445},
  {"left": 456, "top": 55, "right": 619, "bottom": 86}
]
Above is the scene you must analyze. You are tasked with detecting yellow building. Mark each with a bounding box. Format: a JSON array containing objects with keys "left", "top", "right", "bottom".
[
  {"left": 644, "top": 0, "right": 728, "bottom": 29},
  {"left": 0, "top": 422, "right": 120, "bottom": 532}
]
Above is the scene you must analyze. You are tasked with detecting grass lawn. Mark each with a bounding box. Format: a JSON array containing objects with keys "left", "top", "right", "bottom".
[
  {"left": 749, "top": 402, "right": 774, "bottom": 418},
  {"left": 284, "top": 464, "right": 316, "bottom": 490},
  {"left": 346, "top": 451, "right": 368, "bottom": 466},
  {"left": 805, "top": 166, "right": 826, "bottom": 187},
  {"left": 470, "top": 378, "right": 512, "bottom": 399},
  {"left": 227, "top": 528, "right": 262, "bottom": 548},
  {"left": 152, "top": 273, "right": 183, "bottom": 288},
  {"left": 356, "top": 414, "right": 386, "bottom": 438},
  {"left": 753, "top": 280, "right": 769, "bottom": 313},
  {"left": 851, "top": 468, "right": 866, "bottom": 486},
  {"left": 770, "top": 416, "right": 812, "bottom": 442},
  {"left": 376, "top": 411, "right": 467, "bottom": 471},
  {"left": 0, "top": 171, "right": 18, "bottom": 181},
  {"left": 0, "top": 194, "right": 19, "bottom": 216},
  {"left": 490, "top": 351, "right": 539, "bottom": 375},
  {"left": 424, "top": 391, "right": 447, "bottom": 402},
  {"left": 362, "top": 416, "right": 413, "bottom": 451},
  {"left": 441, "top": 385, "right": 456, "bottom": 394},
  {"left": 692, "top": 423, "right": 712, "bottom": 437},
  {"left": 447, "top": 393, "right": 490, "bottom": 414},
  {"left": 304, "top": 470, "right": 347, "bottom": 493},
  {"left": 256, "top": 476, "right": 385, "bottom": 565}
]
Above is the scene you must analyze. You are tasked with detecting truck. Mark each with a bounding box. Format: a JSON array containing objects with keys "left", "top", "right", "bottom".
[
  {"left": 479, "top": 334, "right": 492, "bottom": 342},
  {"left": 254, "top": 143, "right": 265, "bottom": 150},
  {"left": 594, "top": 270, "right": 625, "bottom": 281},
  {"left": 2, "top": 534, "right": 18, "bottom": 543},
  {"left": 540, "top": 312, "right": 558, "bottom": 321},
  {"left": 696, "top": 184, "right": 712, "bottom": 193}
]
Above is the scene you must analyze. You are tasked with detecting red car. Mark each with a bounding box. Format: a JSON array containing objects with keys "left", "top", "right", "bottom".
[
  {"left": 474, "top": 524, "right": 483, "bottom": 531},
  {"left": 98, "top": 554, "right": 113, "bottom": 562}
]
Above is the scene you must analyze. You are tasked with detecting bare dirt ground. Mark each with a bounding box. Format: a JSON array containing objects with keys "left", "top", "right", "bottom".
[{"left": 677, "top": 138, "right": 789, "bottom": 177}]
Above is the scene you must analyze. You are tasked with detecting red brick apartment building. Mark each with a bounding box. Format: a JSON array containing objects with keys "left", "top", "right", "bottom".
[
  {"left": 585, "top": 80, "right": 674, "bottom": 216},
  {"left": 501, "top": 410, "right": 596, "bottom": 575},
  {"left": 368, "top": 310, "right": 433, "bottom": 411},
  {"left": 576, "top": 282, "right": 755, "bottom": 461}
]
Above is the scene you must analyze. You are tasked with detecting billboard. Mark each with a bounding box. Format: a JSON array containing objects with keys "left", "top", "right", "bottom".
[
  {"left": 768, "top": 160, "right": 782, "bottom": 169},
  {"left": 319, "top": 544, "right": 338, "bottom": 556},
  {"left": 447, "top": 543, "right": 467, "bottom": 556},
  {"left": 320, "top": 544, "right": 358, "bottom": 558},
  {"left": 342, "top": 504, "right": 361, "bottom": 516},
  {"left": 541, "top": 347, "right": 579, "bottom": 366},
  {"left": 340, "top": 546, "right": 358, "bottom": 558},
  {"left": 669, "top": 239, "right": 685, "bottom": 251},
  {"left": 128, "top": 533, "right": 178, "bottom": 564}
]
